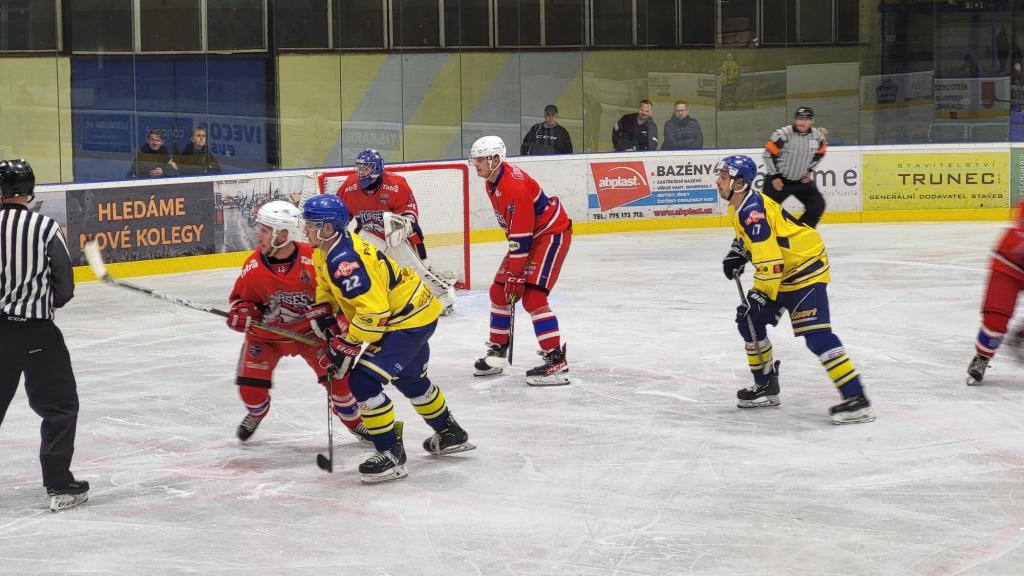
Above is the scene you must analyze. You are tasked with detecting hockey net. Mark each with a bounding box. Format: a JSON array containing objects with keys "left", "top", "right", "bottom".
[{"left": 299, "top": 162, "right": 471, "bottom": 289}]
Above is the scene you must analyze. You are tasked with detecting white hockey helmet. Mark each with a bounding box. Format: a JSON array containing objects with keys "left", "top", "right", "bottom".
[
  {"left": 256, "top": 200, "right": 303, "bottom": 249},
  {"left": 469, "top": 136, "right": 506, "bottom": 162}
]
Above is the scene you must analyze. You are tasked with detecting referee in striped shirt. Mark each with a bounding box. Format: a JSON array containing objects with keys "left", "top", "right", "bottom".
[
  {"left": 0, "top": 159, "right": 89, "bottom": 510},
  {"left": 763, "top": 107, "right": 828, "bottom": 228}
]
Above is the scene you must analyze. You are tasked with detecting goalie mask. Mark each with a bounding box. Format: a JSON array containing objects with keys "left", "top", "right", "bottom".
[{"left": 355, "top": 149, "right": 384, "bottom": 190}]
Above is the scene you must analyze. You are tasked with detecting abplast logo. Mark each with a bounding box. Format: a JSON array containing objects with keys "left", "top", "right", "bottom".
[{"left": 590, "top": 162, "right": 651, "bottom": 211}]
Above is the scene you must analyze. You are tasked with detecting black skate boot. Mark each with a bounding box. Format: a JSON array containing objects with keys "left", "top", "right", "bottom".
[
  {"left": 966, "top": 354, "right": 989, "bottom": 386},
  {"left": 236, "top": 414, "right": 263, "bottom": 441},
  {"left": 423, "top": 415, "right": 476, "bottom": 455},
  {"left": 358, "top": 437, "right": 408, "bottom": 483},
  {"left": 736, "top": 360, "right": 781, "bottom": 408},
  {"left": 526, "top": 344, "right": 570, "bottom": 386},
  {"left": 47, "top": 480, "right": 89, "bottom": 512},
  {"left": 474, "top": 342, "right": 509, "bottom": 376},
  {"left": 829, "top": 394, "right": 877, "bottom": 424}
]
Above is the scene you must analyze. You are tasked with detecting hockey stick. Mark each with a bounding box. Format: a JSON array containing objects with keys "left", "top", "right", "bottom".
[
  {"left": 83, "top": 241, "right": 320, "bottom": 347},
  {"left": 316, "top": 372, "right": 335, "bottom": 473},
  {"left": 734, "top": 275, "right": 770, "bottom": 376},
  {"left": 507, "top": 297, "right": 516, "bottom": 365}
]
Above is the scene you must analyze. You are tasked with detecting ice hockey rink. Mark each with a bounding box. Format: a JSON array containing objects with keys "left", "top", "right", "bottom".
[{"left": 3, "top": 221, "right": 1024, "bottom": 576}]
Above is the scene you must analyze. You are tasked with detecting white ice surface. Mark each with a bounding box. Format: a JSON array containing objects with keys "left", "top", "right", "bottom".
[{"left": 3, "top": 222, "right": 1024, "bottom": 576}]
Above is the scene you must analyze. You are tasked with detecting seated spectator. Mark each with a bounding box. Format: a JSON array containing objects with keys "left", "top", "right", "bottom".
[
  {"left": 521, "top": 105, "right": 573, "bottom": 155},
  {"left": 661, "top": 101, "right": 703, "bottom": 150},
  {"left": 177, "top": 125, "right": 222, "bottom": 175},
  {"left": 612, "top": 99, "right": 658, "bottom": 151},
  {"left": 127, "top": 130, "right": 177, "bottom": 179}
]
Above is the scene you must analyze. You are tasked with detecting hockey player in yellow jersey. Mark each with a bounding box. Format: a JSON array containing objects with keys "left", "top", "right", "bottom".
[
  {"left": 716, "top": 154, "right": 875, "bottom": 424},
  {"left": 303, "top": 195, "right": 474, "bottom": 482}
]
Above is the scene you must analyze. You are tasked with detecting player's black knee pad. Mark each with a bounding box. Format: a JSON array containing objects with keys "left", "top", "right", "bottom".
[
  {"left": 803, "top": 329, "right": 841, "bottom": 355},
  {"left": 348, "top": 369, "right": 386, "bottom": 401}
]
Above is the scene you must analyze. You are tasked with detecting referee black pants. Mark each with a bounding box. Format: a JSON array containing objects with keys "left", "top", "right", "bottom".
[
  {"left": 765, "top": 178, "right": 826, "bottom": 229},
  {"left": 0, "top": 316, "right": 79, "bottom": 489}
]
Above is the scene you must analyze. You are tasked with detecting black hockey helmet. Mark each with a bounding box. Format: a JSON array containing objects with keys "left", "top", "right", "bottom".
[
  {"left": 794, "top": 107, "right": 814, "bottom": 120},
  {"left": 0, "top": 159, "right": 36, "bottom": 200}
]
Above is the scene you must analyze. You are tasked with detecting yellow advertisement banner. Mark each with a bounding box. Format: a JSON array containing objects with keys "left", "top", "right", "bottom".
[{"left": 863, "top": 152, "right": 1009, "bottom": 211}]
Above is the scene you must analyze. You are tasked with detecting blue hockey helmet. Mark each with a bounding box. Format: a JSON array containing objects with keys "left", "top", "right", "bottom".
[
  {"left": 303, "top": 194, "right": 349, "bottom": 236},
  {"left": 355, "top": 149, "right": 384, "bottom": 189},
  {"left": 714, "top": 154, "right": 758, "bottom": 198}
]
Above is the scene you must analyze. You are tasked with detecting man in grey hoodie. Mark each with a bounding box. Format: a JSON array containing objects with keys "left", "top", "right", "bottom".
[{"left": 661, "top": 101, "right": 703, "bottom": 150}]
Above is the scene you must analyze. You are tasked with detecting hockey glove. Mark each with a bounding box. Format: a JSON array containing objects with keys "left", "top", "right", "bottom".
[
  {"left": 227, "top": 301, "right": 262, "bottom": 333},
  {"left": 308, "top": 304, "right": 339, "bottom": 340},
  {"left": 382, "top": 212, "right": 414, "bottom": 248},
  {"left": 736, "top": 289, "right": 771, "bottom": 323},
  {"left": 722, "top": 239, "right": 749, "bottom": 280},
  {"left": 318, "top": 335, "right": 361, "bottom": 375},
  {"left": 500, "top": 273, "right": 527, "bottom": 303}
]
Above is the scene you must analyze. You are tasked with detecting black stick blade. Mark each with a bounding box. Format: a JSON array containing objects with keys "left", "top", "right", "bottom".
[{"left": 316, "top": 453, "right": 333, "bottom": 473}]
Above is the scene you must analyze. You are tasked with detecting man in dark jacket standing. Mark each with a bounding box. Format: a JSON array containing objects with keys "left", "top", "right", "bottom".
[
  {"left": 126, "top": 129, "right": 178, "bottom": 179},
  {"left": 612, "top": 99, "right": 658, "bottom": 151},
  {"left": 661, "top": 100, "right": 703, "bottom": 150},
  {"left": 520, "top": 105, "right": 573, "bottom": 155},
  {"left": 177, "top": 125, "right": 222, "bottom": 175}
]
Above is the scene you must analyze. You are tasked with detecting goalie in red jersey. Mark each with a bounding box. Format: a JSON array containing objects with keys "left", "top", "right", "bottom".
[
  {"left": 967, "top": 198, "right": 1024, "bottom": 385},
  {"left": 468, "top": 136, "right": 573, "bottom": 386},
  {"left": 226, "top": 201, "right": 368, "bottom": 442},
  {"left": 333, "top": 149, "right": 457, "bottom": 314}
]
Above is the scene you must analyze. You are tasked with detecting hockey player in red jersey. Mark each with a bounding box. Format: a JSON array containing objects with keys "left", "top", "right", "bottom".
[
  {"left": 226, "top": 201, "right": 368, "bottom": 442},
  {"left": 468, "top": 136, "right": 573, "bottom": 386},
  {"left": 333, "top": 149, "right": 457, "bottom": 313},
  {"left": 967, "top": 198, "right": 1024, "bottom": 385}
]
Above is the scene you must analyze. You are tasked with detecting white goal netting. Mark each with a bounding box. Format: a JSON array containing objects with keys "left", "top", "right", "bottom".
[{"left": 298, "top": 163, "right": 471, "bottom": 289}]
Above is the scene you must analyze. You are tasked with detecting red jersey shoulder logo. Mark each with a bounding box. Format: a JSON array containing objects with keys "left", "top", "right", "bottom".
[
  {"left": 590, "top": 162, "right": 651, "bottom": 212},
  {"left": 333, "top": 260, "right": 361, "bottom": 278}
]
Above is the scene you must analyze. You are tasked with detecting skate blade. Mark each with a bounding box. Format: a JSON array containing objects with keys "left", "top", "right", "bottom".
[
  {"left": 360, "top": 464, "right": 408, "bottom": 484},
  {"left": 966, "top": 375, "right": 983, "bottom": 386},
  {"left": 737, "top": 396, "right": 781, "bottom": 408},
  {"left": 50, "top": 493, "right": 88, "bottom": 512},
  {"left": 526, "top": 374, "right": 571, "bottom": 386},
  {"left": 474, "top": 367, "right": 504, "bottom": 377},
  {"left": 426, "top": 441, "right": 477, "bottom": 456},
  {"left": 831, "top": 408, "right": 877, "bottom": 425}
]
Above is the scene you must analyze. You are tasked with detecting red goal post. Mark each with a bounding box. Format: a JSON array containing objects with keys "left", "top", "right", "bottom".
[{"left": 308, "top": 162, "right": 472, "bottom": 290}]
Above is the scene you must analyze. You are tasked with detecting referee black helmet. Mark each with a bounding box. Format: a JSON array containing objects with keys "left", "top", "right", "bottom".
[
  {"left": 0, "top": 159, "right": 36, "bottom": 200},
  {"left": 794, "top": 107, "right": 814, "bottom": 120}
]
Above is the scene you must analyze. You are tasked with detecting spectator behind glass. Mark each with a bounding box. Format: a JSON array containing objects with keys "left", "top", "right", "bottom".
[
  {"left": 661, "top": 100, "right": 703, "bottom": 150},
  {"left": 520, "top": 105, "right": 573, "bottom": 155},
  {"left": 126, "top": 130, "right": 177, "bottom": 179},
  {"left": 612, "top": 99, "right": 658, "bottom": 152},
  {"left": 177, "top": 125, "right": 222, "bottom": 175}
]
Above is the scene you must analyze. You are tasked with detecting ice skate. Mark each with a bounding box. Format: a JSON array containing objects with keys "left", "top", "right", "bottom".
[
  {"left": 525, "top": 344, "right": 570, "bottom": 386},
  {"left": 358, "top": 440, "right": 408, "bottom": 483},
  {"left": 236, "top": 414, "right": 263, "bottom": 441},
  {"left": 829, "top": 395, "right": 876, "bottom": 424},
  {"left": 47, "top": 480, "right": 89, "bottom": 512},
  {"left": 423, "top": 415, "right": 476, "bottom": 455},
  {"left": 736, "top": 360, "right": 781, "bottom": 408},
  {"left": 966, "top": 354, "right": 989, "bottom": 386},
  {"left": 474, "top": 342, "right": 508, "bottom": 376},
  {"left": 347, "top": 421, "right": 373, "bottom": 443}
]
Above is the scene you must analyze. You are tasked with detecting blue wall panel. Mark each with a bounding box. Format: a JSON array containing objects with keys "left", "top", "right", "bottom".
[{"left": 71, "top": 55, "right": 272, "bottom": 182}]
